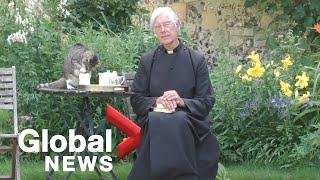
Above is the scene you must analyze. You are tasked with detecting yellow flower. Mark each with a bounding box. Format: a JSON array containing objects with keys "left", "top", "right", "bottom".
[
  {"left": 241, "top": 74, "right": 252, "bottom": 82},
  {"left": 235, "top": 65, "right": 243, "bottom": 74},
  {"left": 281, "top": 56, "right": 293, "bottom": 70},
  {"left": 247, "top": 51, "right": 261, "bottom": 65},
  {"left": 247, "top": 66, "right": 265, "bottom": 78},
  {"left": 280, "top": 80, "right": 293, "bottom": 97},
  {"left": 273, "top": 68, "right": 280, "bottom": 78},
  {"left": 295, "top": 72, "right": 309, "bottom": 89},
  {"left": 252, "top": 61, "right": 262, "bottom": 67},
  {"left": 298, "top": 91, "right": 311, "bottom": 104}
]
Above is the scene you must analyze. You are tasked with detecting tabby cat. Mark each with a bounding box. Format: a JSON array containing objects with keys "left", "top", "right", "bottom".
[{"left": 38, "top": 43, "right": 100, "bottom": 89}]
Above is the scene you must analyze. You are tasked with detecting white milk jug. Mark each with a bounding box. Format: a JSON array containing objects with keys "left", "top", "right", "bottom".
[{"left": 99, "top": 71, "right": 124, "bottom": 86}]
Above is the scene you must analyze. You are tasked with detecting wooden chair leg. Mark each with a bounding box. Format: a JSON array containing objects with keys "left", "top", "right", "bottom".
[
  {"left": 11, "top": 144, "right": 16, "bottom": 178},
  {"left": 10, "top": 138, "right": 20, "bottom": 180},
  {"left": 14, "top": 138, "right": 20, "bottom": 180}
]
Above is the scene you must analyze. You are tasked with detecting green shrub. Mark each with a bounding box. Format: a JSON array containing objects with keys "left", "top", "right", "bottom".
[
  {"left": 1, "top": 0, "right": 197, "bottom": 161},
  {"left": 212, "top": 30, "right": 320, "bottom": 165},
  {"left": 66, "top": 0, "right": 144, "bottom": 32},
  {"left": 290, "top": 123, "right": 320, "bottom": 166},
  {"left": 0, "top": 0, "right": 153, "bottom": 159},
  {"left": 67, "top": 25, "right": 158, "bottom": 74},
  {"left": 244, "top": 0, "right": 320, "bottom": 37}
]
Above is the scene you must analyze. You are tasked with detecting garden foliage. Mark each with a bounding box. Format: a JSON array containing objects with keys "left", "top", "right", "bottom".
[
  {"left": 244, "top": 0, "right": 320, "bottom": 33},
  {"left": 244, "top": 0, "right": 320, "bottom": 50},
  {"left": 0, "top": 0, "right": 156, "bottom": 159},
  {"left": 212, "top": 29, "right": 320, "bottom": 166},
  {"left": 66, "top": 0, "right": 144, "bottom": 31},
  {"left": 0, "top": 0, "right": 195, "bottom": 160},
  {"left": 0, "top": 0, "right": 319, "bottom": 166}
]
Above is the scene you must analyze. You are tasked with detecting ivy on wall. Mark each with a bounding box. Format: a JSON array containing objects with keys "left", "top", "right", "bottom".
[
  {"left": 244, "top": 0, "right": 320, "bottom": 32},
  {"left": 244, "top": 0, "right": 320, "bottom": 50}
]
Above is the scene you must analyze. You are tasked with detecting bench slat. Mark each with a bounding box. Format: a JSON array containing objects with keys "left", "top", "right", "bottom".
[
  {"left": 0, "top": 104, "right": 14, "bottom": 110},
  {"left": 0, "top": 97, "right": 14, "bottom": 103},
  {"left": 0, "top": 83, "right": 14, "bottom": 89},
  {"left": 0, "top": 76, "right": 13, "bottom": 82},
  {"left": 0, "top": 175, "right": 14, "bottom": 180},
  {"left": 0, "top": 68, "right": 13, "bottom": 75},
  {"left": 0, "top": 89, "right": 14, "bottom": 96},
  {"left": 0, "top": 146, "right": 13, "bottom": 152},
  {"left": 0, "top": 134, "right": 18, "bottom": 138}
]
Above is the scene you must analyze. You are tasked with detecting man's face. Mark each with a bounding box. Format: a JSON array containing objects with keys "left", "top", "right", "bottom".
[{"left": 153, "top": 14, "right": 179, "bottom": 46}]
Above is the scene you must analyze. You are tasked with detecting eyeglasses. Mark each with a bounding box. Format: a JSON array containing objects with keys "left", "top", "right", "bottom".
[{"left": 153, "top": 21, "right": 175, "bottom": 31}]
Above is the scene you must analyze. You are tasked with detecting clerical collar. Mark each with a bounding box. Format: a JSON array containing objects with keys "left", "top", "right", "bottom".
[{"left": 160, "top": 41, "right": 182, "bottom": 54}]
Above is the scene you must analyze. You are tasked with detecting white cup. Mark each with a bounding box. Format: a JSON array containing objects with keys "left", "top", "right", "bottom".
[{"left": 79, "top": 73, "right": 91, "bottom": 85}]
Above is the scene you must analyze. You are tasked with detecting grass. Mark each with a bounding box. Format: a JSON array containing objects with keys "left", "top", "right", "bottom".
[
  {"left": 0, "top": 159, "right": 132, "bottom": 180},
  {"left": 223, "top": 162, "right": 320, "bottom": 180},
  {"left": 1, "top": 111, "right": 319, "bottom": 179},
  {"left": 1, "top": 159, "right": 320, "bottom": 180}
]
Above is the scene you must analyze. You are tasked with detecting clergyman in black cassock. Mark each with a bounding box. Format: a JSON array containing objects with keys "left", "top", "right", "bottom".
[
  {"left": 128, "top": 41, "right": 220, "bottom": 180},
  {"left": 127, "top": 6, "right": 219, "bottom": 180}
]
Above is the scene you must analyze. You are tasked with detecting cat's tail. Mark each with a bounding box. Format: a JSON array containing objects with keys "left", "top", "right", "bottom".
[{"left": 37, "top": 77, "right": 67, "bottom": 89}]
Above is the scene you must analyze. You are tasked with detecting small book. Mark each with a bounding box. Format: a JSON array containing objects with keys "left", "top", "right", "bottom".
[{"left": 153, "top": 104, "right": 175, "bottom": 113}]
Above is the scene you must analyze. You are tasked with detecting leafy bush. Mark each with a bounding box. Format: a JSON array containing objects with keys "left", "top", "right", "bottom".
[
  {"left": 212, "top": 29, "right": 320, "bottom": 165},
  {"left": 66, "top": 0, "right": 144, "bottom": 32},
  {"left": 244, "top": 0, "right": 320, "bottom": 33},
  {"left": 244, "top": 0, "right": 320, "bottom": 52},
  {"left": 67, "top": 25, "right": 158, "bottom": 74},
  {"left": 0, "top": 0, "right": 194, "bottom": 161},
  {"left": 290, "top": 123, "right": 320, "bottom": 166},
  {"left": 0, "top": 0, "right": 154, "bottom": 159},
  {"left": 0, "top": 0, "right": 67, "bottom": 134}
]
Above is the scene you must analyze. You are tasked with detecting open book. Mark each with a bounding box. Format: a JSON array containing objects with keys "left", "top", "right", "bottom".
[{"left": 153, "top": 104, "right": 175, "bottom": 113}]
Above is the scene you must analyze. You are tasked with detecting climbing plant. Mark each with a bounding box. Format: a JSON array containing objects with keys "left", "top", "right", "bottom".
[{"left": 244, "top": 0, "right": 320, "bottom": 49}]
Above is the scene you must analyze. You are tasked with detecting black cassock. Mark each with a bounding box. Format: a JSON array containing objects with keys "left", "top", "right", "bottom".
[{"left": 128, "top": 42, "right": 219, "bottom": 180}]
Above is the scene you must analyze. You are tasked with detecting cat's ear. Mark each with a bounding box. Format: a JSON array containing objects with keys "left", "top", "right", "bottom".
[{"left": 90, "top": 54, "right": 100, "bottom": 67}]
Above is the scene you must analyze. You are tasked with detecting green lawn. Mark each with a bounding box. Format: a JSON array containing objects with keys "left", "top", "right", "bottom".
[
  {"left": 224, "top": 163, "right": 320, "bottom": 180},
  {"left": 0, "top": 159, "right": 132, "bottom": 180},
  {"left": 0, "top": 160, "right": 319, "bottom": 180},
  {"left": 1, "top": 109, "right": 319, "bottom": 180}
]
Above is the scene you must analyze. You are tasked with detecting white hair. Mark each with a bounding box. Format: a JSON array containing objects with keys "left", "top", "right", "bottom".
[{"left": 150, "top": 7, "right": 179, "bottom": 29}]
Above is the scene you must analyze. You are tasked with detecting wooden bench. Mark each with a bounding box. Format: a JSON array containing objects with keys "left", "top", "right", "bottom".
[{"left": 0, "top": 66, "right": 20, "bottom": 180}]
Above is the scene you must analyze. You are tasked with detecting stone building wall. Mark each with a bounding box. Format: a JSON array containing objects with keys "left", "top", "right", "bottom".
[{"left": 136, "top": 0, "right": 274, "bottom": 68}]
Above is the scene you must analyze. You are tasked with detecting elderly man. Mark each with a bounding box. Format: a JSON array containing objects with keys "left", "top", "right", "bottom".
[{"left": 128, "top": 7, "right": 219, "bottom": 180}]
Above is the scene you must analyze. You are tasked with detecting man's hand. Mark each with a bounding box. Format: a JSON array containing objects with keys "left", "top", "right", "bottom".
[
  {"left": 156, "top": 96, "right": 177, "bottom": 111},
  {"left": 162, "top": 90, "right": 185, "bottom": 107}
]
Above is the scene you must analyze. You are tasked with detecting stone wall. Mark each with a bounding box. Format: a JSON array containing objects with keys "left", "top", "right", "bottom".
[{"left": 137, "top": 0, "right": 274, "bottom": 68}]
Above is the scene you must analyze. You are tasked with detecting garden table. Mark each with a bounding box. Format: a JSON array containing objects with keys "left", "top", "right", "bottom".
[{"left": 37, "top": 87, "right": 133, "bottom": 180}]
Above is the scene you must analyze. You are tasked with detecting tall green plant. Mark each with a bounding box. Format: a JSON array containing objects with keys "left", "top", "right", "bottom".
[
  {"left": 244, "top": 0, "right": 320, "bottom": 32},
  {"left": 212, "top": 30, "right": 320, "bottom": 165},
  {"left": 66, "top": 0, "right": 145, "bottom": 32},
  {"left": 0, "top": 0, "right": 193, "bottom": 161},
  {"left": 0, "top": 0, "right": 73, "bottom": 160},
  {"left": 244, "top": 0, "right": 320, "bottom": 51}
]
